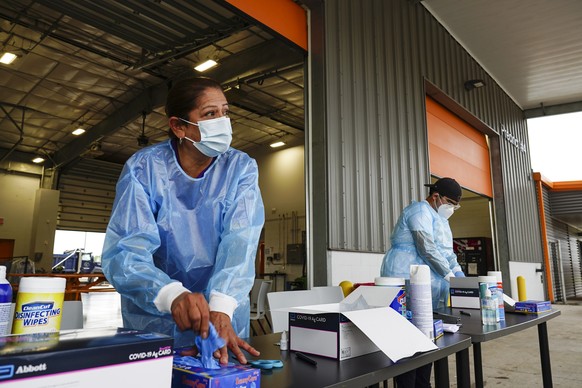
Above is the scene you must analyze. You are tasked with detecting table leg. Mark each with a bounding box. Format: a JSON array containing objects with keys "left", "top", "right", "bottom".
[
  {"left": 434, "top": 357, "right": 450, "bottom": 388},
  {"left": 456, "top": 347, "right": 471, "bottom": 388},
  {"left": 473, "top": 342, "right": 483, "bottom": 388},
  {"left": 538, "top": 322, "right": 553, "bottom": 388}
]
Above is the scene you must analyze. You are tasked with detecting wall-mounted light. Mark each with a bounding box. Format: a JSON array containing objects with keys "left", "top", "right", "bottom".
[
  {"left": 464, "top": 79, "right": 485, "bottom": 91},
  {"left": 32, "top": 156, "right": 45, "bottom": 164},
  {"left": 0, "top": 52, "right": 17, "bottom": 65},
  {"left": 270, "top": 141, "right": 285, "bottom": 148},
  {"left": 72, "top": 128, "right": 86, "bottom": 136},
  {"left": 194, "top": 59, "right": 218, "bottom": 72}
]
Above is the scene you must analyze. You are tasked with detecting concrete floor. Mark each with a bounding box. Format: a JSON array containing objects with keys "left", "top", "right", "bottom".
[
  {"left": 441, "top": 299, "right": 582, "bottom": 388},
  {"left": 84, "top": 292, "right": 582, "bottom": 387}
]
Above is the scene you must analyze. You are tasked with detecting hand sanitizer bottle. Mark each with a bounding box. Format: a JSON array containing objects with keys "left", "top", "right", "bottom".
[{"left": 480, "top": 282, "right": 496, "bottom": 325}]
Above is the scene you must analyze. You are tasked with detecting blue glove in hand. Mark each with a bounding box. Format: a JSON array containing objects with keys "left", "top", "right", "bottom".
[
  {"left": 454, "top": 271, "right": 465, "bottom": 277},
  {"left": 194, "top": 322, "right": 226, "bottom": 369}
]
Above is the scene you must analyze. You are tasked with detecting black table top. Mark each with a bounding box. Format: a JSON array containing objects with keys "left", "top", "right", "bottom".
[
  {"left": 246, "top": 332, "right": 471, "bottom": 388},
  {"left": 435, "top": 307, "right": 561, "bottom": 342}
]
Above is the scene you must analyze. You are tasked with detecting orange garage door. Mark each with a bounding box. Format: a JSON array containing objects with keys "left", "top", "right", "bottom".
[{"left": 426, "top": 96, "right": 493, "bottom": 198}]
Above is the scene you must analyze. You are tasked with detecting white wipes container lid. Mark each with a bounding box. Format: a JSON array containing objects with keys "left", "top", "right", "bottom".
[
  {"left": 479, "top": 275, "right": 497, "bottom": 284},
  {"left": 487, "top": 271, "right": 503, "bottom": 282},
  {"left": 19, "top": 277, "right": 66, "bottom": 292},
  {"left": 375, "top": 277, "right": 405, "bottom": 286}
]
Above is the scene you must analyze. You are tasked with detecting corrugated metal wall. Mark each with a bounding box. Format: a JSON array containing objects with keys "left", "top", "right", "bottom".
[
  {"left": 542, "top": 186, "right": 582, "bottom": 300},
  {"left": 57, "top": 159, "right": 122, "bottom": 232},
  {"left": 550, "top": 190, "right": 582, "bottom": 215},
  {"left": 322, "top": 0, "right": 542, "bottom": 263}
]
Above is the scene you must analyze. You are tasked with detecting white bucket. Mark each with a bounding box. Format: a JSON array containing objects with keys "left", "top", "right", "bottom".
[{"left": 12, "top": 277, "right": 66, "bottom": 334}]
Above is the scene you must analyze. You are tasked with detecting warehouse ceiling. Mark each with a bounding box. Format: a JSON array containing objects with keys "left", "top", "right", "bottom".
[
  {"left": 1, "top": 0, "right": 581, "bottom": 172},
  {"left": 0, "top": 0, "right": 305, "bottom": 169},
  {"left": 423, "top": 0, "right": 582, "bottom": 114}
]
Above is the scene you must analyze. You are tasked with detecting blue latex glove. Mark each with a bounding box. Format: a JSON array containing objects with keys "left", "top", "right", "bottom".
[
  {"left": 454, "top": 271, "right": 465, "bottom": 277},
  {"left": 194, "top": 323, "right": 226, "bottom": 369}
]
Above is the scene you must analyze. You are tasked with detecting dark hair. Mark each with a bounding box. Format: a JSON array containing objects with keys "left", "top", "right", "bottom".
[{"left": 165, "top": 77, "right": 223, "bottom": 138}]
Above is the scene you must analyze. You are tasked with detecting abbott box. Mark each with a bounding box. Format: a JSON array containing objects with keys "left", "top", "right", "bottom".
[
  {"left": 285, "top": 286, "right": 437, "bottom": 362},
  {"left": 172, "top": 355, "right": 260, "bottom": 388},
  {"left": 0, "top": 328, "right": 173, "bottom": 387}
]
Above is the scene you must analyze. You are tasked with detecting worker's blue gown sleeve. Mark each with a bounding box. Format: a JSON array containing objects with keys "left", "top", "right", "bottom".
[
  {"left": 102, "top": 140, "right": 265, "bottom": 348},
  {"left": 380, "top": 200, "right": 461, "bottom": 309}
]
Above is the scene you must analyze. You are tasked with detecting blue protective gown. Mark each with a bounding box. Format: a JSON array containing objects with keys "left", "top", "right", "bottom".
[
  {"left": 102, "top": 140, "right": 264, "bottom": 348},
  {"left": 380, "top": 200, "right": 461, "bottom": 309}
]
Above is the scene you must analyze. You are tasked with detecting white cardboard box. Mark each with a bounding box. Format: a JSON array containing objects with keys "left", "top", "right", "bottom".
[
  {"left": 284, "top": 286, "right": 437, "bottom": 361},
  {"left": 450, "top": 277, "right": 483, "bottom": 309},
  {"left": 0, "top": 327, "right": 173, "bottom": 387}
]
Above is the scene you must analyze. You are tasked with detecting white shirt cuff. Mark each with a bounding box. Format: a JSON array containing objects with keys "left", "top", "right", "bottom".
[
  {"left": 444, "top": 271, "right": 455, "bottom": 282},
  {"left": 154, "top": 282, "right": 190, "bottom": 313},
  {"left": 208, "top": 290, "right": 238, "bottom": 321}
]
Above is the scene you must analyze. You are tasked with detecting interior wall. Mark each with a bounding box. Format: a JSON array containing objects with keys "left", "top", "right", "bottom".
[
  {"left": 250, "top": 145, "right": 307, "bottom": 289},
  {"left": 450, "top": 197, "right": 493, "bottom": 239},
  {"left": 0, "top": 173, "right": 40, "bottom": 258}
]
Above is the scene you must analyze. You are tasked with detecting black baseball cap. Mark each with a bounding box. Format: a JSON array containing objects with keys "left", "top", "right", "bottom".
[{"left": 425, "top": 178, "right": 462, "bottom": 203}]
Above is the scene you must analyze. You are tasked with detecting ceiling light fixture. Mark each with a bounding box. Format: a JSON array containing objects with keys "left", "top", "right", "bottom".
[
  {"left": 464, "top": 79, "right": 485, "bottom": 91},
  {"left": 72, "top": 128, "right": 85, "bottom": 136},
  {"left": 32, "top": 156, "right": 45, "bottom": 164},
  {"left": 0, "top": 52, "right": 17, "bottom": 65},
  {"left": 270, "top": 141, "right": 285, "bottom": 148},
  {"left": 194, "top": 59, "right": 218, "bottom": 72}
]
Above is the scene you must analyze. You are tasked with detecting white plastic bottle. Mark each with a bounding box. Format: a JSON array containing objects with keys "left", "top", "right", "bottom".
[
  {"left": 280, "top": 330, "right": 288, "bottom": 351},
  {"left": 0, "top": 265, "right": 13, "bottom": 335}
]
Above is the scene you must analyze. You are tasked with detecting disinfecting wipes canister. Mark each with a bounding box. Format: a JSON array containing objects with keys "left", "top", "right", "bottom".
[
  {"left": 12, "top": 277, "right": 66, "bottom": 334},
  {"left": 375, "top": 277, "right": 407, "bottom": 317}
]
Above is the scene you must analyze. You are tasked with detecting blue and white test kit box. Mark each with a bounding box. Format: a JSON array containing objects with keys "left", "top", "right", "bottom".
[
  {"left": 0, "top": 328, "right": 173, "bottom": 387},
  {"left": 514, "top": 300, "right": 551, "bottom": 314}
]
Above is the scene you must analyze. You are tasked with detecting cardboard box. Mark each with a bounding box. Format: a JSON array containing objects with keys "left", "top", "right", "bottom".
[
  {"left": 172, "top": 356, "right": 260, "bottom": 388},
  {"left": 514, "top": 300, "right": 551, "bottom": 314},
  {"left": 289, "top": 310, "right": 380, "bottom": 360},
  {"left": 0, "top": 327, "right": 173, "bottom": 387},
  {"left": 283, "top": 286, "right": 437, "bottom": 362},
  {"left": 450, "top": 277, "right": 484, "bottom": 309}
]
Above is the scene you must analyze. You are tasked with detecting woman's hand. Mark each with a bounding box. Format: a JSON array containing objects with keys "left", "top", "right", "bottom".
[
  {"left": 171, "top": 291, "right": 211, "bottom": 338},
  {"left": 210, "top": 311, "right": 260, "bottom": 365}
]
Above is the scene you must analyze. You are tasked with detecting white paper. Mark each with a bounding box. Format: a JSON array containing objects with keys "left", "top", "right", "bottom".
[
  {"left": 343, "top": 306, "right": 437, "bottom": 362},
  {"left": 503, "top": 293, "right": 516, "bottom": 307},
  {"left": 442, "top": 323, "right": 461, "bottom": 333}
]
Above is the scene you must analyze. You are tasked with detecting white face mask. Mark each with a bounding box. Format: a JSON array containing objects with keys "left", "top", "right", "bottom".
[
  {"left": 436, "top": 195, "right": 458, "bottom": 219},
  {"left": 438, "top": 204, "right": 456, "bottom": 220},
  {"left": 180, "top": 116, "right": 232, "bottom": 157}
]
